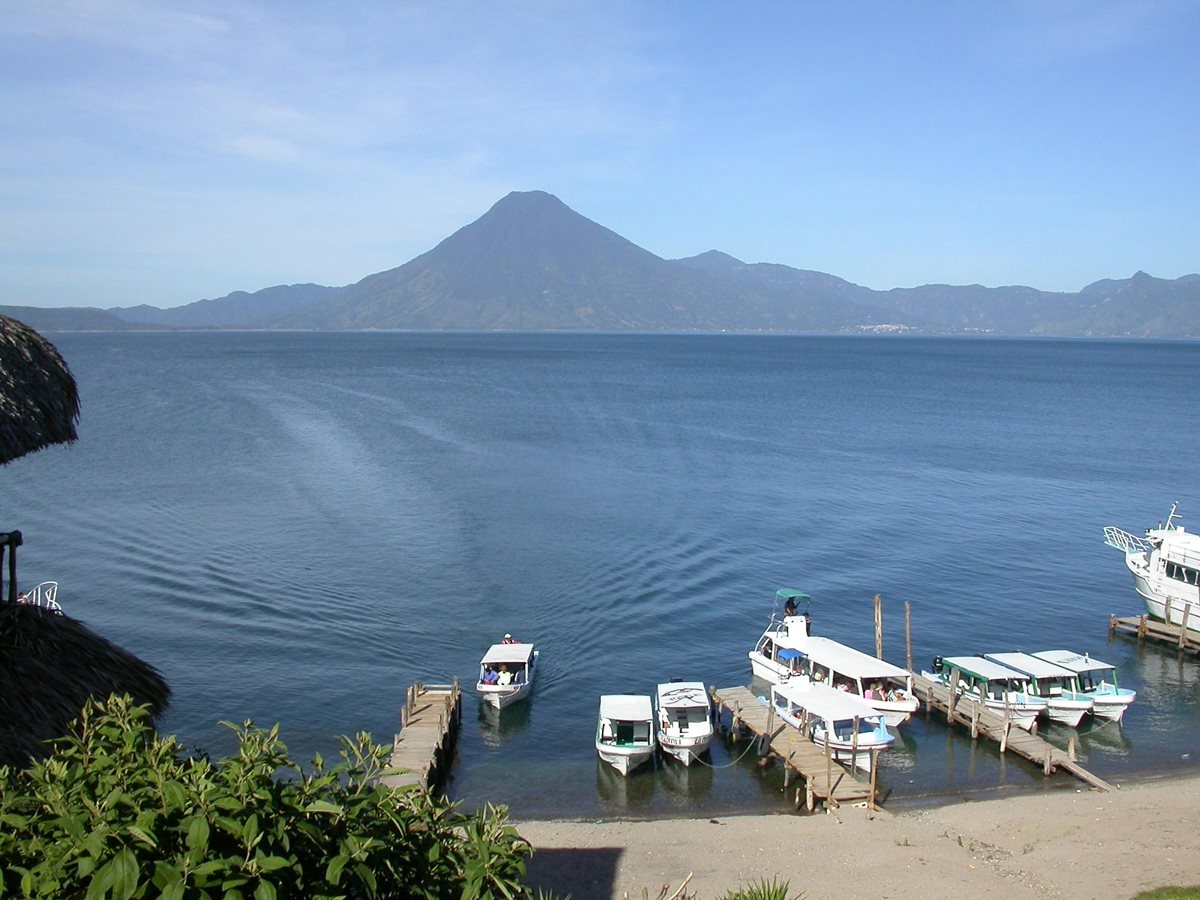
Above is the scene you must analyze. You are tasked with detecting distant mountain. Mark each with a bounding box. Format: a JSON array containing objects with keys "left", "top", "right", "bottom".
[
  {"left": 0, "top": 305, "right": 150, "bottom": 332},
  {"left": 270, "top": 190, "right": 888, "bottom": 332},
  {"left": 24, "top": 190, "right": 1200, "bottom": 337},
  {"left": 112, "top": 283, "right": 338, "bottom": 328}
]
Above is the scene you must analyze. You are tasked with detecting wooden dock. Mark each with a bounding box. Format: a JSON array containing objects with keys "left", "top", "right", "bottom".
[
  {"left": 910, "top": 674, "right": 1114, "bottom": 791},
  {"left": 711, "top": 685, "right": 879, "bottom": 813},
  {"left": 381, "top": 680, "right": 462, "bottom": 791},
  {"left": 1110, "top": 613, "right": 1200, "bottom": 653}
]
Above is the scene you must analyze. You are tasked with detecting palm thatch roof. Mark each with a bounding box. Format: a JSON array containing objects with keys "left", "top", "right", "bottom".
[
  {"left": 0, "top": 604, "right": 171, "bottom": 767},
  {"left": 0, "top": 314, "right": 80, "bottom": 466},
  {"left": 0, "top": 319, "right": 170, "bottom": 768}
]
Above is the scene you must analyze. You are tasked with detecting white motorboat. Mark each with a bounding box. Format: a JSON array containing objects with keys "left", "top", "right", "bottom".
[
  {"left": 921, "top": 655, "right": 1048, "bottom": 731},
  {"left": 769, "top": 678, "right": 894, "bottom": 773},
  {"left": 654, "top": 680, "right": 714, "bottom": 767},
  {"left": 1031, "top": 650, "right": 1137, "bottom": 723},
  {"left": 596, "top": 694, "right": 655, "bottom": 775},
  {"left": 1104, "top": 502, "right": 1200, "bottom": 631},
  {"left": 476, "top": 640, "right": 538, "bottom": 709},
  {"left": 983, "top": 651, "right": 1093, "bottom": 727},
  {"left": 747, "top": 588, "right": 919, "bottom": 727}
]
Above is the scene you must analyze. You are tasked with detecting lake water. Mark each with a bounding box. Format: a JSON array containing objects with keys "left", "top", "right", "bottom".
[{"left": 7, "top": 332, "right": 1200, "bottom": 818}]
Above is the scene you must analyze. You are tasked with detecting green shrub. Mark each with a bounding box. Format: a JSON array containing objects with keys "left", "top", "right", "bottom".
[
  {"left": 719, "top": 877, "right": 802, "bottom": 900},
  {"left": 0, "top": 695, "right": 533, "bottom": 899}
]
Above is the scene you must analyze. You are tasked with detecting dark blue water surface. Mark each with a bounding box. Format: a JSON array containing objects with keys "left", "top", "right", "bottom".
[{"left": 8, "top": 332, "right": 1200, "bottom": 818}]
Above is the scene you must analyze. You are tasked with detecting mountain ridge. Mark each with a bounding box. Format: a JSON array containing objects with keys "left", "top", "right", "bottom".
[{"left": 5, "top": 190, "right": 1198, "bottom": 337}]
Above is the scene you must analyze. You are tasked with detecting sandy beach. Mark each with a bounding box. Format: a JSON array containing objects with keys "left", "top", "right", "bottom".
[{"left": 517, "top": 776, "right": 1199, "bottom": 899}]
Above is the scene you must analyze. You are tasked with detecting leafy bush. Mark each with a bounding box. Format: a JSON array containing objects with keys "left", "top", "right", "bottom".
[{"left": 0, "top": 695, "right": 533, "bottom": 899}]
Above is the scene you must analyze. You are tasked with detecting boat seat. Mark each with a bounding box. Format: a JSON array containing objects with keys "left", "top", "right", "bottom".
[{"left": 601, "top": 724, "right": 614, "bottom": 742}]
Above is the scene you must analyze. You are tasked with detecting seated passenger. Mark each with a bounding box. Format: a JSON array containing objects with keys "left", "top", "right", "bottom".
[
  {"left": 497, "top": 665, "right": 513, "bottom": 686},
  {"left": 482, "top": 666, "right": 499, "bottom": 685}
]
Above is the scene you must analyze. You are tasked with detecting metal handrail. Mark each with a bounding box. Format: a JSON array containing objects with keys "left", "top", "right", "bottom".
[{"left": 1103, "top": 526, "right": 1151, "bottom": 555}]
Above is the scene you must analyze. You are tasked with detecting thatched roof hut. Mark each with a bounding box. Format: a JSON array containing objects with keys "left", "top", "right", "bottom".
[
  {"left": 0, "top": 316, "right": 170, "bottom": 767},
  {"left": 0, "top": 314, "right": 79, "bottom": 466},
  {"left": 0, "top": 604, "right": 170, "bottom": 767}
]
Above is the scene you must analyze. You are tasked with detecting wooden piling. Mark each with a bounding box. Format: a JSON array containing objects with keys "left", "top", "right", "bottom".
[
  {"left": 904, "top": 601, "right": 912, "bottom": 674},
  {"left": 873, "top": 593, "right": 883, "bottom": 660}
]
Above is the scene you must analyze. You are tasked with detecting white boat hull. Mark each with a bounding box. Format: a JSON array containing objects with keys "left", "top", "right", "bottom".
[
  {"left": 477, "top": 682, "right": 532, "bottom": 709},
  {"left": 597, "top": 747, "right": 653, "bottom": 775},
  {"left": 658, "top": 734, "right": 712, "bottom": 766},
  {"left": 1090, "top": 688, "right": 1136, "bottom": 722},
  {"left": 813, "top": 737, "right": 884, "bottom": 773},
  {"left": 982, "top": 698, "right": 1043, "bottom": 730},
  {"left": 1045, "top": 698, "right": 1091, "bottom": 728}
]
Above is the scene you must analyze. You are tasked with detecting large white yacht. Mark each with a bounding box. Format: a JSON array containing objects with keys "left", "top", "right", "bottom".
[{"left": 1104, "top": 502, "right": 1200, "bottom": 631}]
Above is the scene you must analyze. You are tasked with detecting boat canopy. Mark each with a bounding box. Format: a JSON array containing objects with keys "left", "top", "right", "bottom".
[
  {"left": 600, "top": 694, "right": 653, "bottom": 721},
  {"left": 480, "top": 643, "right": 535, "bottom": 666},
  {"left": 805, "top": 637, "right": 910, "bottom": 679},
  {"left": 1031, "top": 649, "right": 1116, "bottom": 675},
  {"left": 777, "top": 589, "right": 811, "bottom": 605},
  {"left": 984, "top": 651, "right": 1077, "bottom": 681},
  {"left": 773, "top": 681, "right": 880, "bottom": 721},
  {"left": 655, "top": 682, "right": 708, "bottom": 708},
  {"left": 777, "top": 648, "right": 804, "bottom": 661},
  {"left": 941, "top": 655, "right": 1030, "bottom": 683}
]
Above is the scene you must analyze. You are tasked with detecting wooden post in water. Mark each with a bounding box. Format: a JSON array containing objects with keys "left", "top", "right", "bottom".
[
  {"left": 904, "top": 601, "right": 913, "bottom": 673},
  {"left": 970, "top": 700, "right": 979, "bottom": 740},
  {"left": 873, "top": 594, "right": 883, "bottom": 660},
  {"left": 825, "top": 729, "right": 833, "bottom": 808},
  {"left": 947, "top": 669, "right": 960, "bottom": 720},
  {"left": 851, "top": 716, "right": 860, "bottom": 771},
  {"left": 868, "top": 749, "right": 879, "bottom": 811},
  {"left": 1068, "top": 735, "right": 1076, "bottom": 762},
  {"left": 761, "top": 702, "right": 776, "bottom": 756},
  {"left": 1138, "top": 615, "right": 1148, "bottom": 641},
  {"left": 1179, "top": 605, "right": 1192, "bottom": 649},
  {"left": 806, "top": 778, "right": 815, "bottom": 813},
  {"left": 999, "top": 718, "right": 1011, "bottom": 754}
]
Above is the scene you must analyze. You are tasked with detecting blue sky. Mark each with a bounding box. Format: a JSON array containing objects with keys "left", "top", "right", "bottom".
[{"left": 3, "top": 1, "right": 1198, "bottom": 308}]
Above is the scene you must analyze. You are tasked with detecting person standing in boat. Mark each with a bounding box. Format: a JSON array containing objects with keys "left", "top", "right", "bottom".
[
  {"left": 502, "top": 633, "right": 517, "bottom": 644},
  {"left": 784, "top": 596, "right": 797, "bottom": 617}
]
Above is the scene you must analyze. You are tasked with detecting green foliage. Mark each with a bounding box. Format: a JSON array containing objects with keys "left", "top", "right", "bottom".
[
  {"left": 719, "top": 878, "right": 802, "bottom": 900},
  {"left": 1131, "top": 890, "right": 1200, "bottom": 899},
  {"left": 0, "top": 695, "right": 534, "bottom": 899}
]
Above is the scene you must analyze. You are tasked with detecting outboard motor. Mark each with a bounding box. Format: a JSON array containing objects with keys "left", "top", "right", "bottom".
[{"left": 931, "top": 655, "right": 944, "bottom": 674}]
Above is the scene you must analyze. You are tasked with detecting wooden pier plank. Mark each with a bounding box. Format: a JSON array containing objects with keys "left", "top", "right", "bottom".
[
  {"left": 1110, "top": 614, "right": 1200, "bottom": 653},
  {"left": 711, "top": 685, "right": 877, "bottom": 809},
  {"left": 381, "top": 681, "right": 462, "bottom": 791}
]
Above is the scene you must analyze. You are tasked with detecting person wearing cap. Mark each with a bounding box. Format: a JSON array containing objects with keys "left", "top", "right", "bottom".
[{"left": 502, "top": 633, "right": 517, "bottom": 644}]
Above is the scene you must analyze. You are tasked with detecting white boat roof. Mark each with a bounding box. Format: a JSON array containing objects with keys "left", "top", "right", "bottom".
[
  {"left": 984, "top": 652, "right": 1076, "bottom": 680},
  {"left": 941, "top": 655, "right": 1029, "bottom": 681},
  {"left": 599, "top": 694, "right": 653, "bottom": 721},
  {"left": 655, "top": 681, "right": 709, "bottom": 708},
  {"left": 479, "top": 643, "right": 535, "bottom": 665},
  {"left": 1031, "top": 649, "right": 1116, "bottom": 674},
  {"left": 773, "top": 681, "right": 880, "bottom": 720},
  {"left": 803, "top": 637, "right": 911, "bottom": 679}
]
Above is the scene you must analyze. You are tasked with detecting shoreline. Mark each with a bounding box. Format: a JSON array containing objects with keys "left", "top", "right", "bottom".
[{"left": 515, "top": 773, "right": 1200, "bottom": 899}]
